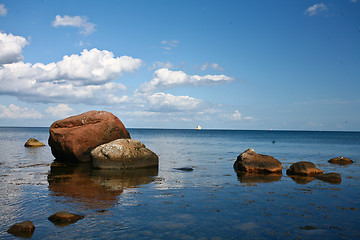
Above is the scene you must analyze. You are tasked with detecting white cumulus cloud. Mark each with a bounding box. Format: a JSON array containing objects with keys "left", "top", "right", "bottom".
[
  {"left": 304, "top": 3, "right": 328, "bottom": 16},
  {"left": 52, "top": 15, "right": 96, "bottom": 35},
  {"left": 0, "top": 4, "right": 7, "bottom": 16},
  {"left": 32, "top": 48, "right": 142, "bottom": 85},
  {"left": 139, "top": 68, "right": 234, "bottom": 93},
  {"left": 0, "top": 104, "right": 43, "bottom": 119},
  {"left": 0, "top": 33, "right": 29, "bottom": 65},
  {"left": 45, "top": 104, "right": 74, "bottom": 118}
]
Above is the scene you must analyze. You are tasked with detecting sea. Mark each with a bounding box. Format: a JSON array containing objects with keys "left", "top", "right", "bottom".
[{"left": 0, "top": 127, "right": 359, "bottom": 239}]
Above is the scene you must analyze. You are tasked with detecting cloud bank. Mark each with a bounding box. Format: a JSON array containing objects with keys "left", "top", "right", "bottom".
[
  {"left": 0, "top": 32, "right": 253, "bottom": 126},
  {"left": 0, "top": 33, "right": 142, "bottom": 104}
]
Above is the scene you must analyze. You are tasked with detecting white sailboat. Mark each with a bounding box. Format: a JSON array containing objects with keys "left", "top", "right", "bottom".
[{"left": 196, "top": 125, "right": 202, "bottom": 130}]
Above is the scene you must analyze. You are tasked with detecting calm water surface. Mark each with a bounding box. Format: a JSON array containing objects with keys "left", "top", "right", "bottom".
[{"left": 0, "top": 127, "right": 359, "bottom": 239}]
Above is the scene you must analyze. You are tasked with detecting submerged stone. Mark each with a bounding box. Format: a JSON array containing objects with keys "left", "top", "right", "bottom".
[
  {"left": 48, "top": 211, "right": 84, "bottom": 226},
  {"left": 299, "top": 225, "right": 319, "bottom": 230}
]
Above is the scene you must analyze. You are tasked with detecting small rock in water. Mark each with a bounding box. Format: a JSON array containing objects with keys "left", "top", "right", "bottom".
[
  {"left": 286, "top": 161, "right": 323, "bottom": 176},
  {"left": 174, "top": 167, "right": 194, "bottom": 172},
  {"left": 48, "top": 211, "right": 84, "bottom": 226},
  {"left": 328, "top": 157, "right": 353, "bottom": 165},
  {"left": 24, "top": 138, "right": 45, "bottom": 147},
  {"left": 7, "top": 221, "right": 35, "bottom": 238},
  {"left": 234, "top": 148, "right": 282, "bottom": 174}
]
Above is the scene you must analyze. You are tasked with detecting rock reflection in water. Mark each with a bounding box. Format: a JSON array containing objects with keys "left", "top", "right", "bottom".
[
  {"left": 48, "top": 160, "right": 158, "bottom": 209},
  {"left": 289, "top": 176, "right": 315, "bottom": 184},
  {"left": 236, "top": 172, "right": 282, "bottom": 184}
]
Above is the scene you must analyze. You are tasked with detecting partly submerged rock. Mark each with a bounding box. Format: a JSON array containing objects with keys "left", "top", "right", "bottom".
[
  {"left": 48, "top": 111, "right": 130, "bottom": 161},
  {"left": 7, "top": 221, "right": 35, "bottom": 238},
  {"left": 91, "top": 139, "right": 158, "bottom": 169},
  {"left": 328, "top": 157, "right": 353, "bottom": 165},
  {"left": 48, "top": 211, "right": 84, "bottom": 226},
  {"left": 286, "top": 161, "right": 323, "bottom": 176},
  {"left": 315, "top": 172, "right": 342, "bottom": 184},
  {"left": 233, "top": 148, "right": 282, "bottom": 174},
  {"left": 174, "top": 167, "right": 194, "bottom": 172},
  {"left": 24, "top": 138, "right": 45, "bottom": 147}
]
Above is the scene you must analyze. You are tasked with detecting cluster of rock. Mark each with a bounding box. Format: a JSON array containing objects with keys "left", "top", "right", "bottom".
[
  {"left": 47, "top": 110, "right": 158, "bottom": 169},
  {"left": 234, "top": 148, "right": 351, "bottom": 184},
  {"left": 7, "top": 212, "right": 83, "bottom": 237}
]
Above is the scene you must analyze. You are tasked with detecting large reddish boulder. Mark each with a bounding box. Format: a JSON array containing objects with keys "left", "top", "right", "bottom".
[
  {"left": 233, "top": 148, "right": 283, "bottom": 174},
  {"left": 48, "top": 111, "right": 130, "bottom": 161}
]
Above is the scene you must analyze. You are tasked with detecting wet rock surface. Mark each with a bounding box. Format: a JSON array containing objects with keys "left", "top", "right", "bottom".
[
  {"left": 233, "top": 148, "right": 282, "bottom": 174},
  {"left": 7, "top": 221, "right": 35, "bottom": 238},
  {"left": 48, "top": 111, "right": 130, "bottom": 161},
  {"left": 286, "top": 161, "right": 323, "bottom": 176},
  {"left": 24, "top": 138, "right": 45, "bottom": 147},
  {"left": 91, "top": 139, "right": 158, "bottom": 169},
  {"left": 48, "top": 211, "right": 84, "bottom": 226}
]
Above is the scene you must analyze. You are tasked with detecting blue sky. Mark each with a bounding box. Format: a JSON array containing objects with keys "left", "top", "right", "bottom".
[{"left": 0, "top": 0, "right": 359, "bottom": 130}]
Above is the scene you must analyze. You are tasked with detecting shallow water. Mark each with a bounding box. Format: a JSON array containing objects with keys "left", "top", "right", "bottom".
[{"left": 0, "top": 128, "right": 359, "bottom": 239}]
